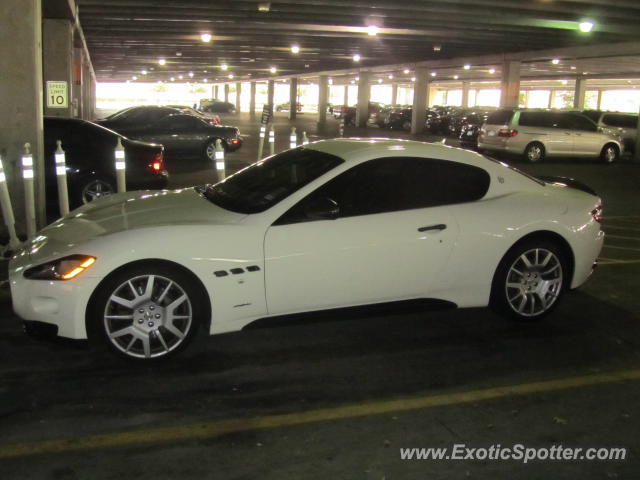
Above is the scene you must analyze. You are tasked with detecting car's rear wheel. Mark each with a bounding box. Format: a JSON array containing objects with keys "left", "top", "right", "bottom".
[
  {"left": 88, "top": 263, "right": 205, "bottom": 360},
  {"left": 491, "top": 241, "right": 566, "bottom": 321},
  {"left": 71, "top": 176, "right": 115, "bottom": 208},
  {"left": 600, "top": 143, "right": 619, "bottom": 163},
  {"left": 524, "top": 142, "right": 545, "bottom": 163},
  {"left": 204, "top": 138, "right": 223, "bottom": 161}
]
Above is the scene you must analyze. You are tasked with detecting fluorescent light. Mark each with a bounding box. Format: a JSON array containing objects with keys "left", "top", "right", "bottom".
[
  {"left": 188, "top": 71, "right": 194, "bottom": 77},
  {"left": 291, "top": 45, "right": 300, "bottom": 54},
  {"left": 201, "top": 33, "right": 212, "bottom": 42},
  {"left": 178, "top": 75, "right": 183, "bottom": 79},
  {"left": 141, "top": 69, "right": 147, "bottom": 75},
  {"left": 411, "top": 77, "right": 416, "bottom": 82},
  {"left": 353, "top": 54, "right": 361, "bottom": 62},
  {"left": 377, "top": 78, "right": 383, "bottom": 83},
  {"left": 403, "top": 68, "right": 410, "bottom": 74},
  {"left": 489, "top": 68, "right": 496, "bottom": 74},
  {"left": 388, "top": 74, "right": 394, "bottom": 79},
  {"left": 158, "top": 58, "right": 166, "bottom": 66},
  {"left": 270, "top": 66, "right": 277, "bottom": 73},
  {"left": 453, "top": 75, "right": 459, "bottom": 80},
  {"left": 221, "top": 63, "right": 228, "bottom": 71},
  {"left": 367, "top": 25, "right": 378, "bottom": 36},
  {"left": 552, "top": 58, "right": 560, "bottom": 65},
  {"left": 228, "top": 74, "right": 234, "bottom": 79},
  {"left": 170, "top": 77, "right": 175, "bottom": 81},
  {"left": 132, "top": 75, "right": 137, "bottom": 80},
  {"left": 579, "top": 21, "right": 594, "bottom": 33},
  {"left": 430, "top": 72, "right": 437, "bottom": 77},
  {"left": 463, "top": 64, "right": 471, "bottom": 70}
]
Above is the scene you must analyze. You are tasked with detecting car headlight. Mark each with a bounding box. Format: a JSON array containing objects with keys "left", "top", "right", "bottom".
[{"left": 24, "top": 255, "right": 96, "bottom": 280}]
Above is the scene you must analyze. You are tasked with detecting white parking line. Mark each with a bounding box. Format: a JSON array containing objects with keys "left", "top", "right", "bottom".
[
  {"left": 604, "top": 234, "right": 640, "bottom": 241},
  {"left": 602, "top": 244, "right": 640, "bottom": 253}
]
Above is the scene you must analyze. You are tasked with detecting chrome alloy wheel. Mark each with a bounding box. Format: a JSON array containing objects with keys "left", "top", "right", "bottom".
[
  {"left": 205, "top": 140, "right": 217, "bottom": 160},
  {"left": 505, "top": 248, "right": 563, "bottom": 317},
  {"left": 103, "top": 274, "right": 193, "bottom": 359},
  {"left": 82, "top": 179, "right": 114, "bottom": 204},
  {"left": 526, "top": 144, "right": 543, "bottom": 162},
  {"left": 603, "top": 145, "right": 617, "bottom": 163}
]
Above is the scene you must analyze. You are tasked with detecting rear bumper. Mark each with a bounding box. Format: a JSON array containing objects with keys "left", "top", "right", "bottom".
[{"left": 226, "top": 138, "right": 243, "bottom": 152}]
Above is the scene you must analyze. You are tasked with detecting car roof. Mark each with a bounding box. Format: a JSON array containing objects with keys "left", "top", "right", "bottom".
[{"left": 305, "top": 138, "right": 490, "bottom": 167}]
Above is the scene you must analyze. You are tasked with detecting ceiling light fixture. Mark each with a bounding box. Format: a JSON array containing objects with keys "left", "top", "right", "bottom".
[
  {"left": 170, "top": 77, "right": 175, "bottom": 81},
  {"left": 433, "top": 45, "right": 442, "bottom": 52},
  {"left": 178, "top": 75, "right": 183, "bottom": 80},
  {"left": 367, "top": 25, "right": 379, "bottom": 36},
  {"left": 377, "top": 78, "right": 383, "bottom": 83},
  {"left": 221, "top": 63, "right": 228, "bottom": 71},
  {"left": 355, "top": 76, "right": 359, "bottom": 81},
  {"left": 453, "top": 75, "right": 459, "bottom": 80},
  {"left": 158, "top": 58, "right": 166, "bottom": 66},
  {"left": 579, "top": 21, "right": 594, "bottom": 33},
  {"left": 176, "top": 51, "right": 182, "bottom": 57},
  {"left": 188, "top": 71, "right": 194, "bottom": 77},
  {"left": 463, "top": 64, "right": 471, "bottom": 70},
  {"left": 411, "top": 77, "right": 416, "bottom": 82},
  {"left": 431, "top": 72, "right": 437, "bottom": 77},
  {"left": 200, "top": 33, "right": 212, "bottom": 43},
  {"left": 228, "top": 74, "right": 234, "bottom": 79},
  {"left": 403, "top": 68, "right": 410, "bottom": 74},
  {"left": 291, "top": 45, "right": 300, "bottom": 54},
  {"left": 141, "top": 69, "right": 147, "bottom": 75},
  {"left": 353, "top": 54, "right": 361, "bottom": 62},
  {"left": 388, "top": 74, "right": 394, "bottom": 79},
  {"left": 132, "top": 75, "right": 137, "bottom": 80},
  {"left": 270, "top": 66, "right": 277, "bottom": 73},
  {"left": 551, "top": 58, "right": 560, "bottom": 65},
  {"left": 258, "top": 2, "right": 270, "bottom": 12},
  {"left": 489, "top": 68, "right": 496, "bottom": 74}
]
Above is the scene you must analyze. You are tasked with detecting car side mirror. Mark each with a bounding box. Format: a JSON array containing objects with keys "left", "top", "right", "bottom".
[{"left": 304, "top": 197, "right": 339, "bottom": 220}]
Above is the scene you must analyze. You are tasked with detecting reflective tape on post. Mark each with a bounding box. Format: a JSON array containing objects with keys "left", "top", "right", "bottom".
[
  {"left": 268, "top": 128, "right": 275, "bottom": 155},
  {"left": 214, "top": 139, "right": 226, "bottom": 180},
  {"left": 289, "top": 127, "right": 297, "bottom": 149},
  {"left": 259, "top": 125, "right": 266, "bottom": 138},
  {"left": 21, "top": 153, "right": 33, "bottom": 179},
  {"left": 302, "top": 131, "right": 309, "bottom": 145}
]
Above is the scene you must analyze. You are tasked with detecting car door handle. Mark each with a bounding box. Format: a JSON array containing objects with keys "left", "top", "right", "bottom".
[{"left": 418, "top": 224, "right": 447, "bottom": 232}]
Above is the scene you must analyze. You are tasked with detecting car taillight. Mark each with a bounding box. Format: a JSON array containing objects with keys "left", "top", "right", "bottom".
[
  {"left": 479, "top": 129, "right": 485, "bottom": 136},
  {"left": 498, "top": 128, "right": 518, "bottom": 137},
  {"left": 231, "top": 138, "right": 240, "bottom": 145},
  {"left": 591, "top": 204, "right": 603, "bottom": 223},
  {"left": 149, "top": 152, "right": 163, "bottom": 172}
]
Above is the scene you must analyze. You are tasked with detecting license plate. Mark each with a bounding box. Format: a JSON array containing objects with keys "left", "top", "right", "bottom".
[
  {"left": 467, "top": 130, "right": 473, "bottom": 136},
  {"left": 487, "top": 130, "right": 496, "bottom": 136}
]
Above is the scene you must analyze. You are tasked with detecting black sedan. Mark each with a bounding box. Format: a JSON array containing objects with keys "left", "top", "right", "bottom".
[
  {"left": 96, "top": 106, "right": 182, "bottom": 131},
  {"left": 99, "top": 113, "right": 242, "bottom": 163},
  {"left": 44, "top": 117, "right": 168, "bottom": 208},
  {"left": 200, "top": 100, "right": 236, "bottom": 114}
]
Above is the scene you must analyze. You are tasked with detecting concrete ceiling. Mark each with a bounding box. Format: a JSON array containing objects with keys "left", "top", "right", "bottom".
[{"left": 78, "top": 0, "right": 640, "bottom": 83}]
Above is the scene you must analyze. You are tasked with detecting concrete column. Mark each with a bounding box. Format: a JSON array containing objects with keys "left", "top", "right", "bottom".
[
  {"left": 411, "top": 67, "right": 429, "bottom": 134},
  {"left": 72, "top": 47, "right": 84, "bottom": 118},
  {"left": 289, "top": 77, "right": 298, "bottom": 120},
  {"left": 356, "top": 71, "right": 370, "bottom": 128},
  {"left": 500, "top": 60, "right": 521, "bottom": 108},
  {"left": 634, "top": 109, "right": 640, "bottom": 162},
  {"left": 42, "top": 19, "right": 73, "bottom": 118},
  {"left": 461, "top": 82, "right": 470, "bottom": 108},
  {"left": 235, "top": 82, "right": 242, "bottom": 113},
  {"left": 0, "top": 0, "right": 46, "bottom": 233},
  {"left": 213, "top": 85, "right": 219, "bottom": 100},
  {"left": 224, "top": 84, "right": 230, "bottom": 103},
  {"left": 548, "top": 90, "right": 554, "bottom": 109},
  {"left": 81, "top": 59, "right": 94, "bottom": 120},
  {"left": 317, "top": 75, "right": 329, "bottom": 129},
  {"left": 343, "top": 85, "right": 349, "bottom": 107},
  {"left": 573, "top": 77, "right": 587, "bottom": 110},
  {"left": 249, "top": 81, "right": 257, "bottom": 116},
  {"left": 391, "top": 83, "right": 398, "bottom": 105},
  {"left": 597, "top": 90, "right": 603, "bottom": 110},
  {"left": 267, "top": 79, "right": 275, "bottom": 110}
]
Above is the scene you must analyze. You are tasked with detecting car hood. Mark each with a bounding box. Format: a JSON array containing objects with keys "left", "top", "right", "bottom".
[{"left": 22, "top": 188, "right": 246, "bottom": 261}]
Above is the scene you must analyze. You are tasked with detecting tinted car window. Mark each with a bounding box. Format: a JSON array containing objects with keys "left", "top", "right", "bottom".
[
  {"left": 602, "top": 114, "right": 637, "bottom": 128},
  {"left": 278, "top": 157, "right": 490, "bottom": 223},
  {"left": 486, "top": 109, "right": 514, "bottom": 125},
  {"left": 566, "top": 114, "right": 598, "bottom": 132},
  {"left": 124, "top": 108, "right": 177, "bottom": 124},
  {"left": 519, "top": 112, "right": 556, "bottom": 128},
  {"left": 581, "top": 110, "right": 601, "bottom": 122},
  {"left": 199, "top": 148, "right": 344, "bottom": 214}
]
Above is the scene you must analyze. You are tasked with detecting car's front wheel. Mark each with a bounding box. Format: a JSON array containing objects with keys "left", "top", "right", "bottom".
[
  {"left": 524, "top": 142, "right": 545, "bottom": 163},
  {"left": 600, "top": 143, "right": 619, "bottom": 163},
  {"left": 88, "top": 263, "right": 205, "bottom": 360},
  {"left": 491, "top": 240, "right": 566, "bottom": 321}
]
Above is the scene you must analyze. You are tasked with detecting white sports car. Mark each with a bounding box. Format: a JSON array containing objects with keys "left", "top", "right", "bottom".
[{"left": 10, "top": 139, "right": 604, "bottom": 360}]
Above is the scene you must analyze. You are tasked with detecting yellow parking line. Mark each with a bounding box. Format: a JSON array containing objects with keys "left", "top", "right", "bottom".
[{"left": 1, "top": 368, "right": 640, "bottom": 459}]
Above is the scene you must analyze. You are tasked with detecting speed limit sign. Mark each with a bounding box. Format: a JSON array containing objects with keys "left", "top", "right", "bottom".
[{"left": 46, "top": 81, "right": 68, "bottom": 108}]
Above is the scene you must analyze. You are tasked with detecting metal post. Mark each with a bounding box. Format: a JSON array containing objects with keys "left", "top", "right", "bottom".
[
  {"left": 0, "top": 156, "right": 20, "bottom": 248},
  {"left": 634, "top": 106, "right": 640, "bottom": 163},
  {"left": 55, "top": 140, "right": 69, "bottom": 216},
  {"left": 269, "top": 127, "right": 275, "bottom": 156},
  {"left": 289, "top": 127, "right": 297, "bottom": 149},
  {"left": 215, "top": 139, "right": 226, "bottom": 179},
  {"left": 257, "top": 124, "right": 266, "bottom": 160},
  {"left": 115, "top": 137, "right": 126, "bottom": 193},
  {"left": 302, "top": 131, "right": 309, "bottom": 145},
  {"left": 21, "top": 143, "right": 36, "bottom": 239}
]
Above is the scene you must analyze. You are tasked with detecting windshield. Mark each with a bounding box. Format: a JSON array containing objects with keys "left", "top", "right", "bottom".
[{"left": 197, "top": 147, "right": 344, "bottom": 213}]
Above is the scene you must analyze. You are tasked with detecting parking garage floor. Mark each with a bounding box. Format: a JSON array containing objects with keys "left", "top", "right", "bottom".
[{"left": 1, "top": 113, "right": 640, "bottom": 479}]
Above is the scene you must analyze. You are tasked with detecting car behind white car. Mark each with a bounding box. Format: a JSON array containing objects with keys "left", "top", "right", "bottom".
[{"left": 10, "top": 139, "right": 604, "bottom": 360}]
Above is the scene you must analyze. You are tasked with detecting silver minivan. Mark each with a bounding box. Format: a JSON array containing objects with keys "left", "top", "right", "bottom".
[
  {"left": 582, "top": 110, "right": 637, "bottom": 154},
  {"left": 478, "top": 109, "right": 623, "bottom": 163}
]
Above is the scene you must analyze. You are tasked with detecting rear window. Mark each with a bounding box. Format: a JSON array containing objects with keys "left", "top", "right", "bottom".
[
  {"left": 602, "top": 114, "right": 637, "bottom": 129},
  {"left": 486, "top": 109, "right": 514, "bottom": 125}
]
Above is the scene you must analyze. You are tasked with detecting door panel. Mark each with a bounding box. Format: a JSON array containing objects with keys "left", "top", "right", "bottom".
[{"left": 264, "top": 207, "right": 458, "bottom": 315}]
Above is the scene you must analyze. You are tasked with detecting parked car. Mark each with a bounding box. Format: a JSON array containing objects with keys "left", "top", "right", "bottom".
[
  {"left": 478, "top": 109, "right": 623, "bottom": 163},
  {"left": 581, "top": 110, "right": 637, "bottom": 154},
  {"left": 276, "top": 102, "right": 303, "bottom": 112},
  {"left": 200, "top": 99, "right": 236, "bottom": 114},
  {"left": 11, "top": 139, "right": 603, "bottom": 360},
  {"left": 98, "top": 113, "right": 242, "bottom": 161},
  {"left": 379, "top": 107, "right": 439, "bottom": 132},
  {"left": 44, "top": 117, "right": 168, "bottom": 208},
  {"left": 458, "top": 110, "right": 497, "bottom": 149},
  {"left": 342, "top": 102, "right": 385, "bottom": 126}
]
